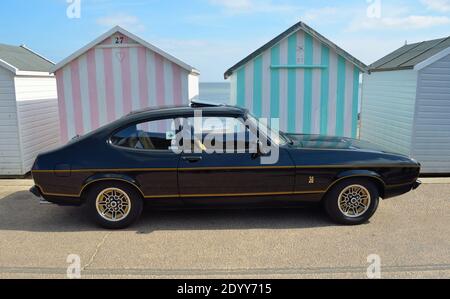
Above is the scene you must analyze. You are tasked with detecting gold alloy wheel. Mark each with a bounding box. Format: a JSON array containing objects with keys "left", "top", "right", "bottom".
[
  {"left": 338, "top": 185, "right": 371, "bottom": 218},
  {"left": 96, "top": 188, "right": 132, "bottom": 222}
]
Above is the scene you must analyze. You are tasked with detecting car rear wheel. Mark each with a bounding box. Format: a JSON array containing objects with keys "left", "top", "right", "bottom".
[
  {"left": 324, "top": 178, "right": 380, "bottom": 225},
  {"left": 86, "top": 182, "right": 143, "bottom": 229}
]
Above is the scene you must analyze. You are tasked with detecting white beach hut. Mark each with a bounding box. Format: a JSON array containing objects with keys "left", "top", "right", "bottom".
[
  {"left": 0, "top": 44, "right": 59, "bottom": 176},
  {"left": 361, "top": 36, "right": 450, "bottom": 173}
]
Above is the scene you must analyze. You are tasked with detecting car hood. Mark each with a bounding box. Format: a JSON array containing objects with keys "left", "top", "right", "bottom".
[{"left": 284, "top": 134, "right": 405, "bottom": 155}]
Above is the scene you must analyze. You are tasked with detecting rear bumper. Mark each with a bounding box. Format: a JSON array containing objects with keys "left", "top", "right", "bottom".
[
  {"left": 29, "top": 185, "right": 82, "bottom": 206},
  {"left": 30, "top": 185, "right": 42, "bottom": 198}
]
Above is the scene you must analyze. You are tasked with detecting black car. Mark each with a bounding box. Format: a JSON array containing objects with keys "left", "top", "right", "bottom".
[{"left": 30, "top": 102, "right": 421, "bottom": 229}]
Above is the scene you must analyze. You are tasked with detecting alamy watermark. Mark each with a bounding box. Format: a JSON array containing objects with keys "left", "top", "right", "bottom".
[
  {"left": 366, "top": 0, "right": 382, "bottom": 19},
  {"left": 67, "top": 254, "right": 81, "bottom": 279},
  {"left": 67, "top": 0, "right": 81, "bottom": 19},
  {"left": 367, "top": 254, "right": 382, "bottom": 279}
]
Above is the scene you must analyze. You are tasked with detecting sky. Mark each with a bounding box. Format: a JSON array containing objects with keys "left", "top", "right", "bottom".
[{"left": 1, "top": 0, "right": 449, "bottom": 81}]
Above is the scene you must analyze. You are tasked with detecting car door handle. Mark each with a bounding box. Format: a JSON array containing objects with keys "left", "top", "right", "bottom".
[{"left": 182, "top": 156, "right": 203, "bottom": 163}]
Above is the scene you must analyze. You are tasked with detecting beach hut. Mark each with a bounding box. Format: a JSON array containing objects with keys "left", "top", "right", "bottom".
[
  {"left": 361, "top": 36, "right": 450, "bottom": 173},
  {"left": 0, "top": 44, "right": 58, "bottom": 176},
  {"left": 52, "top": 26, "right": 200, "bottom": 143},
  {"left": 224, "top": 21, "right": 367, "bottom": 138}
]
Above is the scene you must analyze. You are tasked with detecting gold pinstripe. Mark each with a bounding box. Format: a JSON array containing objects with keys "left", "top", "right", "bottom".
[{"left": 36, "top": 183, "right": 325, "bottom": 199}]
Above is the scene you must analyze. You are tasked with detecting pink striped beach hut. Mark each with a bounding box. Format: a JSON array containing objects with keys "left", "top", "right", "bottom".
[{"left": 51, "top": 26, "right": 200, "bottom": 143}]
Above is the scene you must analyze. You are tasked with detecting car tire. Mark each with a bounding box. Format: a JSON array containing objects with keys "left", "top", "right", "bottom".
[
  {"left": 323, "top": 178, "right": 380, "bottom": 225},
  {"left": 86, "top": 182, "right": 143, "bottom": 229}
]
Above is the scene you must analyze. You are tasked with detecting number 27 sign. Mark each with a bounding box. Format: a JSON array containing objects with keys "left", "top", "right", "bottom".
[{"left": 115, "top": 35, "right": 125, "bottom": 45}]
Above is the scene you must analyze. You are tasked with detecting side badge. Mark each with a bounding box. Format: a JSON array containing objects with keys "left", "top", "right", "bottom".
[{"left": 308, "top": 176, "right": 315, "bottom": 184}]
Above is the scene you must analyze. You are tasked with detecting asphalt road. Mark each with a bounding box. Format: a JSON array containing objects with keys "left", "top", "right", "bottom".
[{"left": 0, "top": 179, "right": 449, "bottom": 279}]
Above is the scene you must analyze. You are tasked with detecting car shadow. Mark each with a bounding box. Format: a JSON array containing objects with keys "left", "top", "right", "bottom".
[{"left": 0, "top": 191, "right": 335, "bottom": 233}]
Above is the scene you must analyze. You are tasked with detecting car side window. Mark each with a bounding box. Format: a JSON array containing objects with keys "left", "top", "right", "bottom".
[
  {"left": 111, "top": 119, "right": 176, "bottom": 151},
  {"left": 184, "top": 116, "right": 258, "bottom": 153}
]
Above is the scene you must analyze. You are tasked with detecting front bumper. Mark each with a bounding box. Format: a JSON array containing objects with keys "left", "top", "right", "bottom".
[{"left": 384, "top": 180, "right": 422, "bottom": 199}]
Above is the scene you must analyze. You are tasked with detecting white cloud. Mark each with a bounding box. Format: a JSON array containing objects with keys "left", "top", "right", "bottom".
[
  {"left": 96, "top": 14, "right": 145, "bottom": 32},
  {"left": 421, "top": 0, "right": 450, "bottom": 12},
  {"left": 208, "top": 0, "right": 298, "bottom": 15},
  {"left": 300, "top": 2, "right": 450, "bottom": 32},
  {"left": 151, "top": 36, "right": 271, "bottom": 81},
  {"left": 353, "top": 15, "right": 450, "bottom": 30}
]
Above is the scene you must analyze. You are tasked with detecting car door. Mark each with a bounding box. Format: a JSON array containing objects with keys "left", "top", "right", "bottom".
[{"left": 177, "top": 115, "right": 296, "bottom": 202}]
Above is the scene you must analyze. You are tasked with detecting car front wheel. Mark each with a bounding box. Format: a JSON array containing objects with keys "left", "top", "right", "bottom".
[
  {"left": 86, "top": 182, "right": 143, "bottom": 229},
  {"left": 324, "top": 178, "right": 380, "bottom": 225}
]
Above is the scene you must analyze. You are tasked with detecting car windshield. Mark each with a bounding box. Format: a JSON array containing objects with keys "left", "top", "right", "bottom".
[{"left": 246, "top": 113, "right": 288, "bottom": 146}]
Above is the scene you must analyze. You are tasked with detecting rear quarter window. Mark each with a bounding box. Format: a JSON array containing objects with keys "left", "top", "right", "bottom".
[{"left": 111, "top": 119, "right": 176, "bottom": 151}]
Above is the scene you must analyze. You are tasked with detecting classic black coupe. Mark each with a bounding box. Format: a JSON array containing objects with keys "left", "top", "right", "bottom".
[{"left": 30, "top": 102, "right": 421, "bottom": 229}]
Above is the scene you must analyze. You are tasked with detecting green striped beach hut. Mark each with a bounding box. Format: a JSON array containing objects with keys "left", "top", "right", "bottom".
[{"left": 224, "top": 22, "right": 367, "bottom": 138}]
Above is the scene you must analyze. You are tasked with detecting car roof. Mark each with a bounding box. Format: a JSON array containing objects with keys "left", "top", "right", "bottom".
[
  {"left": 124, "top": 103, "right": 247, "bottom": 120},
  {"left": 76, "top": 102, "right": 248, "bottom": 141}
]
